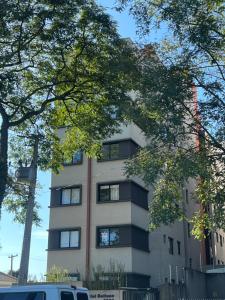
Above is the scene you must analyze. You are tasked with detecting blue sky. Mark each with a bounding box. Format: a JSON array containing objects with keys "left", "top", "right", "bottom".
[
  {"left": 0, "top": 171, "right": 50, "bottom": 279},
  {"left": 0, "top": 0, "right": 139, "bottom": 279}
]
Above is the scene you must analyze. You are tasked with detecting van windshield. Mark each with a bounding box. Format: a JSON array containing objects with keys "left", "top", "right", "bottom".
[{"left": 0, "top": 292, "right": 45, "bottom": 300}]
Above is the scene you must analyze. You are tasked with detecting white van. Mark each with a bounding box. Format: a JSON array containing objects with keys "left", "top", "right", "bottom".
[{"left": 0, "top": 284, "right": 89, "bottom": 300}]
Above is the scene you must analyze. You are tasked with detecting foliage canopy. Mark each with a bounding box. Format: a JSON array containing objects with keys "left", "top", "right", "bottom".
[
  {"left": 117, "top": 0, "right": 225, "bottom": 238},
  {"left": 0, "top": 0, "right": 139, "bottom": 208}
]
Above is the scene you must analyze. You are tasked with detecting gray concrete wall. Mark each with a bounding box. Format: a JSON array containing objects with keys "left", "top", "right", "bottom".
[
  {"left": 158, "top": 269, "right": 225, "bottom": 299},
  {"left": 206, "top": 273, "right": 225, "bottom": 298},
  {"left": 185, "top": 269, "right": 207, "bottom": 298}
]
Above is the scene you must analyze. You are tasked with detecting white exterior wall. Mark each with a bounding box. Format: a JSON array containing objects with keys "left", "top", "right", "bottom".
[{"left": 47, "top": 122, "right": 219, "bottom": 288}]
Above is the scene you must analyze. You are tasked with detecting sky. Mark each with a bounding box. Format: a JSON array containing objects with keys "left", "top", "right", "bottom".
[{"left": 0, "top": 0, "right": 139, "bottom": 279}]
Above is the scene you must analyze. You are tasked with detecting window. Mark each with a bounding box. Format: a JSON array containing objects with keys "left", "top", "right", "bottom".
[
  {"left": 163, "top": 234, "right": 166, "bottom": 244},
  {"left": 61, "top": 292, "right": 74, "bottom": 300},
  {"left": 187, "top": 223, "right": 191, "bottom": 238},
  {"left": 72, "top": 151, "right": 83, "bottom": 164},
  {"left": 98, "top": 227, "right": 120, "bottom": 247},
  {"left": 99, "top": 184, "right": 119, "bottom": 202},
  {"left": 189, "top": 258, "right": 192, "bottom": 269},
  {"left": 102, "top": 143, "right": 120, "bottom": 160},
  {"left": 61, "top": 187, "right": 81, "bottom": 205},
  {"left": 185, "top": 189, "right": 189, "bottom": 203},
  {"left": 0, "top": 293, "right": 45, "bottom": 300},
  {"left": 177, "top": 241, "right": 181, "bottom": 255},
  {"left": 220, "top": 235, "right": 223, "bottom": 247},
  {"left": 168, "top": 237, "right": 174, "bottom": 255},
  {"left": 99, "top": 140, "right": 139, "bottom": 162},
  {"left": 216, "top": 232, "right": 219, "bottom": 243},
  {"left": 60, "top": 230, "right": 80, "bottom": 248},
  {"left": 96, "top": 225, "right": 149, "bottom": 252},
  {"left": 218, "top": 260, "right": 220, "bottom": 265},
  {"left": 64, "top": 150, "right": 83, "bottom": 165},
  {"left": 77, "top": 293, "right": 89, "bottom": 300}
]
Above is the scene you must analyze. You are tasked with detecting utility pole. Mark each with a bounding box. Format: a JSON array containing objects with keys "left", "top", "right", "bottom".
[
  {"left": 18, "top": 135, "right": 39, "bottom": 284},
  {"left": 8, "top": 254, "right": 18, "bottom": 276}
]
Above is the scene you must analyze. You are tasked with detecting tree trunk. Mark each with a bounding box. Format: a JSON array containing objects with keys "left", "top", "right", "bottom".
[
  {"left": 18, "top": 136, "right": 39, "bottom": 284},
  {"left": 0, "top": 119, "right": 9, "bottom": 209}
]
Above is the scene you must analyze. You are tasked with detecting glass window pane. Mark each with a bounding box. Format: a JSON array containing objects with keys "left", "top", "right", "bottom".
[
  {"left": 109, "top": 228, "right": 119, "bottom": 245},
  {"left": 70, "top": 231, "right": 79, "bottom": 247},
  {"left": 77, "top": 293, "right": 88, "bottom": 300},
  {"left": 62, "top": 189, "right": 71, "bottom": 205},
  {"left": 99, "top": 185, "right": 110, "bottom": 202},
  {"left": 110, "top": 143, "right": 119, "bottom": 159},
  {"left": 110, "top": 185, "right": 119, "bottom": 201},
  {"left": 71, "top": 188, "right": 80, "bottom": 204},
  {"left": 102, "top": 144, "right": 110, "bottom": 160},
  {"left": 60, "top": 231, "right": 70, "bottom": 248},
  {"left": 99, "top": 228, "right": 109, "bottom": 246},
  {"left": 72, "top": 151, "right": 82, "bottom": 164},
  {"left": 0, "top": 292, "right": 45, "bottom": 300},
  {"left": 61, "top": 291, "right": 74, "bottom": 300}
]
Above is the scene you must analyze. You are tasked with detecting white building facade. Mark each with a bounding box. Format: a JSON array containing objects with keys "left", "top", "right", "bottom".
[{"left": 47, "top": 123, "right": 225, "bottom": 288}]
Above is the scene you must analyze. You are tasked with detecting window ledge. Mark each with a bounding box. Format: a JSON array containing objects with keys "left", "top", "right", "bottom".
[
  {"left": 97, "top": 199, "right": 149, "bottom": 211},
  {"left": 96, "top": 245, "right": 150, "bottom": 253},
  {"left": 49, "top": 203, "right": 82, "bottom": 208},
  {"left": 97, "top": 158, "right": 127, "bottom": 163},
  {"left": 97, "top": 199, "right": 129, "bottom": 204},
  {"left": 96, "top": 244, "right": 129, "bottom": 249},
  {"left": 47, "top": 247, "right": 80, "bottom": 251}
]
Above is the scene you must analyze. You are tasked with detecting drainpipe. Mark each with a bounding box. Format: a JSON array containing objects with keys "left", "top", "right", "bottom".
[{"left": 85, "top": 158, "right": 92, "bottom": 280}]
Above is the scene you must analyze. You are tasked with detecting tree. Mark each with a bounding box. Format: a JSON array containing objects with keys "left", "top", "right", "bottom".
[
  {"left": 0, "top": 0, "right": 139, "bottom": 207},
  {"left": 8, "top": 269, "right": 19, "bottom": 278},
  {"left": 85, "top": 260, "right": 126, "bottom": 290},
  {"left": 46, "top": 265, "right": 70, "bottom": 283},
  {"left": 116, "top": 0, "right": 225, "bottom": 237}
]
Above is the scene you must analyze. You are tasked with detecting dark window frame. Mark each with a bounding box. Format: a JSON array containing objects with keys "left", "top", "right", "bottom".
[
  {"left": 59, "top": 228, "right": 81, "bottom": 249},
  {"left": 102, "top": 142, "right": 120, "bottom": 161},
  {"left": 168, "top": 237, "right": 174, "bottom": 255},
  {"left": 63, "top": 150, "right": 83, "bottom": 166},
  {"left": 97, "top": 226, "right": 120, "bottom": 248},
  {"left": 187, "top": 223, "right": 191, "bottom": 238},
  {"left": 98, "top": 183, "right": 120, "bottom": 203},
  {"left": 98, "top": 139, "right": 140, "bottom": 162},
  {"left": 96, "top": 224, "right": 149, "bottom": 252},
  {"left": 96, "top": 180, "right": 149, "bottom": 210},
  {"left": 177, "top": 241, "right": 181, "bottom": 255},
  {"left": 220, "top": 234, "right": 223, "bottom": 247},
  {"left": 185, "top": 189, "right": 189, "bottom": 203},
  {"left": 189, "top": 258, "right": 192, "bottom": 268},
  {"left": 60, "top": 185, "right": 82, "bottom": 206}
]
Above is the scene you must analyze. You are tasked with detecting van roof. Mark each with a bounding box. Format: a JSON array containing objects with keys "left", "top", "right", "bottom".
[{"left": 0, "top": 284, "right": 88, "bottom": 292}]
